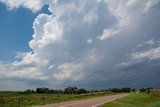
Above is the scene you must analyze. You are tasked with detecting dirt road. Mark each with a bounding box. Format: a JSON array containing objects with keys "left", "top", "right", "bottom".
[{"left": 34, "top": 93, "right": 129, "bottom": 107}]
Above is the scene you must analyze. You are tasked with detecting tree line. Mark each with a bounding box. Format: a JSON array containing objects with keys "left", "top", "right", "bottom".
[
  {"left": 18, "top": 87, "right": 135, "bottom": 94},
  {"left": 18, "top": 87, "right": 87, "bottom": 94},
  {"left": 108, "top": 87, "right": 133, "bottom": 93}
]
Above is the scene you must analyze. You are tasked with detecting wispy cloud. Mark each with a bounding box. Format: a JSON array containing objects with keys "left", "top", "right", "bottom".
[{"left": 131, "top": 47, "right": 160, "bottom": 60}]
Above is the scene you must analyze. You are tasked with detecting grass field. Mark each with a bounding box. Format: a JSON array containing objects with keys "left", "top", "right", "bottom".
[
  {"left": 0, "top": 91, "right": 114, "bottom": 107},
  {"left": 101, "top": 92, "right": 160, "bottom": 107}
]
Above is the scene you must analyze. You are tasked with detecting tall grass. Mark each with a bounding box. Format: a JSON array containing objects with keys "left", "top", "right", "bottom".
[
  {"left": 101, "top": 91, "right": 160, "bottom": 107},
  {"left": 0, "top": 91, "right": 113, "bottom": 107}
]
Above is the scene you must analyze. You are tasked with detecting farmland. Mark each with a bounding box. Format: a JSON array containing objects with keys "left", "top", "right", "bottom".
[
  {"left": 0, "top": 87, "right": 133, "bottom": 107},
  {"left": 0, "top": 91, "right": 114, "bottom": 107},
  {"left": 1, "top": 87, "right": 158, "bottom": 107}
]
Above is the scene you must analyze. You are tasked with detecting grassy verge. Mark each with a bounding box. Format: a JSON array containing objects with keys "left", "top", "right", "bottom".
[
  {"left": 0, "top": 91, "right": 114, "bottom": 107},
  {"left": 101, "top": 93, "right": 160, "bottom": 107}
]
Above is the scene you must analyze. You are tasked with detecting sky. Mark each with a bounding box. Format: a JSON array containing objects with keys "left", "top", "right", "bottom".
[{"left": 0, "top": 0, "right": 160, "bottom": 91}]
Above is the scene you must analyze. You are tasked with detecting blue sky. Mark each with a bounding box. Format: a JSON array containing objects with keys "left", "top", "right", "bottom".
[
  {"left": 0, "top": 0, "right": 160, "bottom": 91},
  {"left": 0, "top": 3, "right": 51, "bottom": 61}
]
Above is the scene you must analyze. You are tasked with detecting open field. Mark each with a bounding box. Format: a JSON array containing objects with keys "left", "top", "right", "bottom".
[
  {"left": 0, "top": 91, "right": 115, "bottom": 107},
  {"left": 34, "top": 93, "right": 129, "bottom": 107},
  {"left": 101, "top": 92, "right": 160, "bottom": 107}
]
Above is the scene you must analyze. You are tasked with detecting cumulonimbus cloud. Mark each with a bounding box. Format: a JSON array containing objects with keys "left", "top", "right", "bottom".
[
  {"left": 0, "top": 0, "right": 53, "bottom": 12},
  {"left": 0, "top": 0, "right": 160, "bottom": 89}
]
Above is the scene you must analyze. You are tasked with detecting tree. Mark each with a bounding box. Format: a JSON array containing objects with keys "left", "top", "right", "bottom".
[
  {"left": 121, "top": 87, "right": 131, "bottom": 92},
  {"left": 23, "top": 89, "right": 35, "bottom": 94},
  {"left": 132, "top": 88, "right": 136, "bottom": 92},
  {"left": 77, "top": 88, "right": 87, "bottom": 94},
  {"left": 64, "top": 87, "right": 78, "bottom": 94},
  {"left": 36, "top": 87, "right": 49, "bottom": 94},
  {"left": 139, "top": 88, "right": 147, "bottom": 92}
]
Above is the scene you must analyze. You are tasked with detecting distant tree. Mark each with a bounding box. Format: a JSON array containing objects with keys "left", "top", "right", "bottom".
[
  {"left": 49, "top": 89, "right": 56, "bottom": 94},
  {"left": 110, "top": 88, "right": 120, "bottom": 93},
  {"left": 64, "top": 87, "right": 78, "bottom": 94},
  {"left": 132, "top": 88, "right": 136, "bottom": 92},
  {"left": 48, "top": 89, "right": 63, "bottom": 94},
  {"left": 90, "top": 90, "right": 94, "bottom": 93},
  {"left": 57, "top": 89, "right": 63, "bottom": 94},
  {"left": 100, "top": 90, "right": 105, "bottom": 92},
  {"left": 139, "top": 88, "right": 147, "bottom": 92},
  {"left": 105, "top": 89, "right": 109, "bottom": 92},
  {"left": 139, "top": 87, "right": 154, "bottom": 93},
  {"left": 93, "top": 90, "right": 100, "bottom": 92},
  {"left": 36, "top": 87, "right": 49, "bottom": 94},
  {"left": 77, "top": 88, "right": 87, "bottom": 94},
  {"left": 23, "top": 89, "right": 35, "bottom": 94},
  {"left": 121, "top": 87, "right": 131, "bottom": 92}
]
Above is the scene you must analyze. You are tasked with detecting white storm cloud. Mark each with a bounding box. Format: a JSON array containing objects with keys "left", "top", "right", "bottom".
[
  {"left": 54, "top": 63, "right": 84, "bottom": 81},
  {"left": 99, "top": 0, "right": 160, "bottom": 40},
  {"left": 0, "top": 0, "right": 160, "bottom": 89},
  {"left": 29, "top": 13, "right": 64, "bottom": 51},
  {"left": 118, "top": 39, "right": 160, "bottom": 68},
  {"left": 86, "top": 38, "right": 93, "bottom": 44},
  {"left": 99, "top": 28, "right": 121, "bottom": 40},
  {"left": 132, "top": 47, "right": 160, "bottom": 60},
  {"left": 0, "top": 0, "right": 52, "bottom": 12}
]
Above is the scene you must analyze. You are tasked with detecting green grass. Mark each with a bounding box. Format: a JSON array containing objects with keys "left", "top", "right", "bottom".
[
  {"left": 0, "top": 91, "right": 114, "bottom": 107},
  {"left": 101, "top": 93, "right": 160, "bottom": 107}
]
